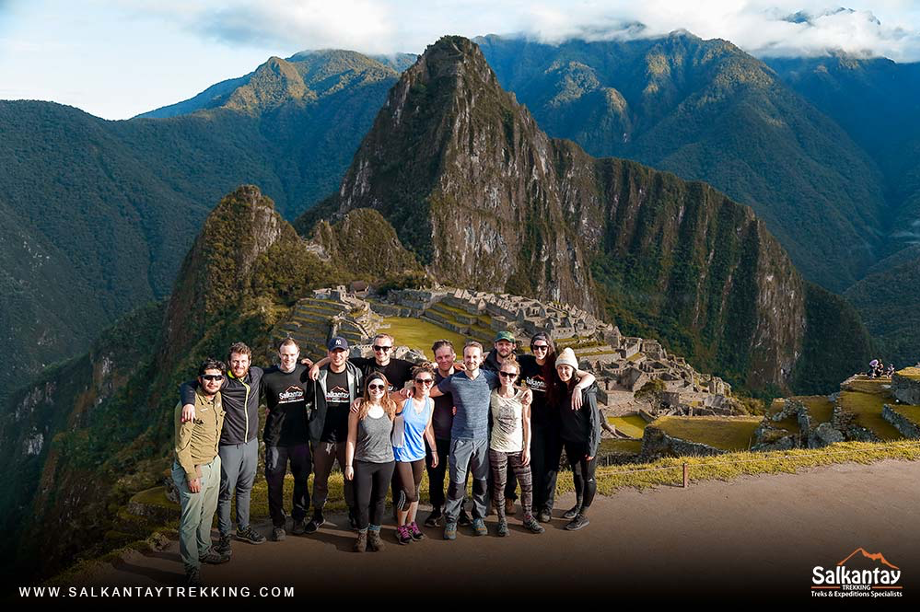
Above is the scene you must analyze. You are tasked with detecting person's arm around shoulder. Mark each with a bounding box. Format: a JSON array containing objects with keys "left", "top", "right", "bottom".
[
  {"left": 345, "top": 406, "right": 360, "bottom": 481},
  {"left": 179, "top": 381, "right": 199, "bottom": 423},
  {"left": 521, "top": 392, "right": 532, "bottom": 467},
  {"left": 569, "top": 370, "right": 597, "bottom": 410},
  {"left": 585, "top": 388, "right": 601, "bottom": 461},
  {"left": 175, "top": 404, "right": 201, "bottom": 493},
  {"left": 423, "top": 398, "right": 438, "bottom": 468}
]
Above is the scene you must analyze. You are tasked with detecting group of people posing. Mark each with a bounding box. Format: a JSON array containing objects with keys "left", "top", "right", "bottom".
[{"left": 172, "top": 331, "right": 602, "bottom": 586}]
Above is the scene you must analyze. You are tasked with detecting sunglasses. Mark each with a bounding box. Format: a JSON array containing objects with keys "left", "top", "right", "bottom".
[
  {"left": 368, "top": 383, "right": 386, "bottom": 391},
  {"left": 532, "top": 344, "right": 549, "bottom": 351},
  {"left": 415, "top": 378, "right": 434, "bottom": 384},
  {"left": 499, "top": 371, "right": 517, "bottom": 379},
  {"left": 201, "top": 375, "right": 223, "bottom": 381},
  {"left": 373, "top": 345, "right": 392, "bottom": 352}
]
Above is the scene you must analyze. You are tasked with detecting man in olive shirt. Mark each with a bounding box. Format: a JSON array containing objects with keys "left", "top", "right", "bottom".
[{"left": 172, "top": 359, "right": 228, "bottom": 587}]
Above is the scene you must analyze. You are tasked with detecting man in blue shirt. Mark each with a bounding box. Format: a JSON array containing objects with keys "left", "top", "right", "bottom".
[{"left": 430, "top": 341, "right": 530, "bottom": 540}]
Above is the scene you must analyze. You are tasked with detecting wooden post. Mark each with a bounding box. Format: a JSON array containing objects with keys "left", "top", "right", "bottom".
[{"left": 682, "top": 462, "right": 688, "bottom": 488}]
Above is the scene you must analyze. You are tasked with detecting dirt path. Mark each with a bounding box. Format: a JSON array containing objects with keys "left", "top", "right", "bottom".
[{"left": 73, "top": 459, "right": 920, "bottom": 601}]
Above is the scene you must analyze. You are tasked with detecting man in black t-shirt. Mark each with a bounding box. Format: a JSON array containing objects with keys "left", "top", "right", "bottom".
[
  {"left": 310, "top": 332, "right": 414, "bottom": 390},
  {"left": 304, "top": 336, "right": 363, "bottom": 534},
  {"left": 261, "top": 339, "right": 311, "bottom": 541}
]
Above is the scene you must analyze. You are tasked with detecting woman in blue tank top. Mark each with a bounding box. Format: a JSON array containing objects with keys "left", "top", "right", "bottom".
[{"left": 393, "top": 362, "right": 438, "bottom": 544}]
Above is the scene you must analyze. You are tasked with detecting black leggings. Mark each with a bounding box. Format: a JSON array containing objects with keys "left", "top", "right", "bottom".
[
  {"left": 564, "top": 441, "right": 597, "bottom": 512},
  {"left": 396, "top": 459, "right": 425, "bottom": 508},
  {"left": 354, "top": 459, "right": 395, "bottom": 530}
]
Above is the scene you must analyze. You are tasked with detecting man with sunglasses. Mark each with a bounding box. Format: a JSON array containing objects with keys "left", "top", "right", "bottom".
[
  {"left": 172, "top": 359, "right": 228, "bottom": 587},
  {"left": 310, "top": 333, "right": 414, "bottom": 392},
  {"left": 180, "top": 342, "right": 269, "bottom": 558}
]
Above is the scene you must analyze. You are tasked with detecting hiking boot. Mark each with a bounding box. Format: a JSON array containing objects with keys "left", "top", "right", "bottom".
[
  {"left": 443, "top": 522, "right": 457, "bottom": 540},
  {"left": 409, "top": 521, "right": 425, "bottom": 541},
  {"left": 424, "top": 508, "right": 443, "bottom": 528},
  {"left": 185, "top": 567, "right": 202, "bottom": 587},
  {"left": 304, "top": 513, "right": 325, "bottom": 535},
  {"left": 215, "top": 533, "right": 232, "bottom": 557},
  {"left": 497, "top": 519, "right": 508, "bottom": 537},
  {"left": 562, "top": 505, "right": 581, "bottom": 520},
  {"left": 271, "top": 526, "right": 286, "bottom": 542},
  {"left": 353, "top": 531, "right": 367, "bottom": 553},
  {"left": 458, "top": 509, "right": 473, "bottom": 526},
  {"left": 236, "top": 526, "right": 266, "bottom": 545},
  {"left": 199, "top": 548, "right": 230, "bottom": 564},
  {"left": 291, "top": 519, "right": 306, "bottom": 536},
  {"left": 368, "top": 529, "right": 385, "bottom": 552},
  {"left": 396, "top": 525, "right": 412, "bottom": 545},
  {"left": 504, "top": 498, "right": 516, "bottom": 516},
  {"left": 472, "top": 517, "right": 488, "bottom": 536},
  {"left": 537, "top": 509, "right": 552, "bottom": 524},
  {"left": 564, "top": 513, "right": 590, "bottom": 531},
  {"left": 523, "top": 514, "right": 546, "bottom": 534}
]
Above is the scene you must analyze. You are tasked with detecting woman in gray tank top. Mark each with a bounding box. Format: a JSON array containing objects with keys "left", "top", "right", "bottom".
[{"left": 345, "top": 372, "right": 396, "bottom": 552}]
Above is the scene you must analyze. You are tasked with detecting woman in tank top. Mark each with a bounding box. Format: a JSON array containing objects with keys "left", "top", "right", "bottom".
[
  {"left": 345, "top": 372, "right": 396, "bottom": 552},
  {"left": 393, "top": 362, "right": 438, "bottom": 544},
  {"left": 489, "top": 354, "right": 544, "bottom": 536}
]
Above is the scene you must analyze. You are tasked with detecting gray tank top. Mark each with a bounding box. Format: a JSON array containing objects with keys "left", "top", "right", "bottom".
[{"left": 356, "top": 409, "right": 395, "bottom": 463}]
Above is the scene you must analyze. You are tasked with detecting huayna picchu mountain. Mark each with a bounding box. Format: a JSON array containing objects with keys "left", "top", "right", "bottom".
[{"left": 299, "top": 36, "right": 870, "bottom": 393}]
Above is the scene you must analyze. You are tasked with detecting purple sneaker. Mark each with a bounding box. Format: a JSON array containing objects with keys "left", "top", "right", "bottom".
[
  {"left": 409, "top": 521, "right": 425, "bottom": 541},
  {"left": 396, "top": 524, "right": 412, "bottom": 545}
]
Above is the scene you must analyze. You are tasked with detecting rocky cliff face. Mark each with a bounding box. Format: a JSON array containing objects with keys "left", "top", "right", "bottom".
[{"left": 300, "top": 36, "right": 867, "bottom": 391}]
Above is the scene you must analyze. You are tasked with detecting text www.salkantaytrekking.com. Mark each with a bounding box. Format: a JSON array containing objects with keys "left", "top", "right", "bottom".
[{"left": 19, "top": 586, "right": 294, "bottom": 598}]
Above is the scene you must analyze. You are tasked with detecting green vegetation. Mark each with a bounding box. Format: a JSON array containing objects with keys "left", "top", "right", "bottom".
[
  {"left": 607, "top": 415, "right": 647, "bottom": 439},
  {"left": 479, "top": 35, "right": 886, "bottom": 292},
  {"left": 0, "top": 50, "right": 401, "bottom": 400},
  {"left": 652, "top": 416, "right": 763, "bottom": 451},
  {"left": 599, "top": 439, "right": 643, "bottom": 455},
  {"left": 898, "top": 367, "right": 920, "bottom": 382}
]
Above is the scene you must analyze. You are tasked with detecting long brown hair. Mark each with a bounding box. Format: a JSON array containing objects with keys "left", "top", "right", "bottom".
[
  {"left": 532, "top": 332, "right": 560, "bottom": 405},
  {"left": 357, "top": 372, "right": 397, "bottom": 421}
]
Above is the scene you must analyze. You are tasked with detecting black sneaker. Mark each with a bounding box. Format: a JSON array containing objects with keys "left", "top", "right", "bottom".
[
  {"left": 523, "top": 515, "right": 546, "bottom": 534},
  {"left": 458, "top": 509, "right": 473, "bottom": 527},
  {"left": 236, "top": 526, "right": 266, "bottom": 544},
  {"left": 271, "top": 526, "right": 286, "bottom": 542},
  {"left": 497, "top": 519, "right": 508, "bottom": 537},
  {"left": 537, "top": 509, "right": 552, "bottom": 523},
  {"left": 215, "top": 534, "right": 232, "bottom": 557},
  {"left": 304, "top": 514, "right": 325, "bottom": 535},
  {"left": 564, "top": 513, "right": 590, "bottom": 531},
  {"left": 199, "top": 548, "right": 230, "bottom": 564},
  {"left": 562, "top": 505, "right": 581, "bottom": 520},
  {"left": 185, "top": 567, "right": 202, "bottom": 587},
  {"left": 424, "top": 508, "right": 443, "bottom": 528},
  {"left": 291, "top": 519, "right": 306, "bottom": 536}
]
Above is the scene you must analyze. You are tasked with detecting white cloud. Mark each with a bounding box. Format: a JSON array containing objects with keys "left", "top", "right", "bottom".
[{"left": 138, "top": 0, "right": 919, "bottom": 61}]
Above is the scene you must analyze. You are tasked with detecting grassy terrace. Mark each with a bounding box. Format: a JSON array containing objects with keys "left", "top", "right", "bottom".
[
  {"left": 796, "top": 396, "right": 835, "bottom": 424},
  {"left": 599, "top": 439, "right": 642, "bottom": 455},
  {"left": 381, "top": 316, "right": 468, "bottom": 360},
  {"left": 889, "top": 404, "right": 920, "bottom": 427},
  {"left": 838, "top": 391, "right": 902, "bottom": 440},
  {"left": 652, "top": 416, "right": 763, "bottom": 451},
  {"left": 608, "top": 415, "right": 647, "bottom": 439},
  {"left": 896, "top": 367, "right": 920, "bottom": 381}
]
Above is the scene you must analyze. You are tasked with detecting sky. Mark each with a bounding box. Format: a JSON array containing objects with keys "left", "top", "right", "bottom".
[{"left": 1, "top": 0, "right": 918, "bottom": 120}]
